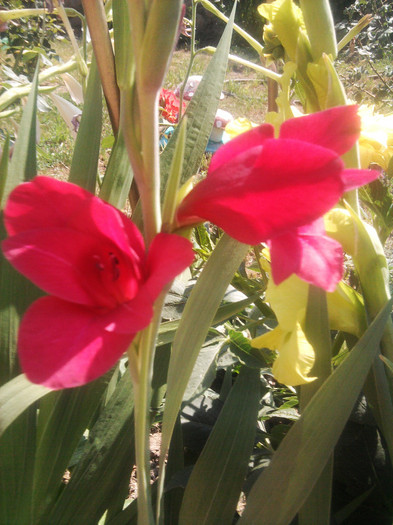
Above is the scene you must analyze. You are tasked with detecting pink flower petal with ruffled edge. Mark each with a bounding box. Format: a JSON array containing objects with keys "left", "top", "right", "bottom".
[
  {"left": 108, "top": 233, "right": 195, "bottom": 334},
  {"left": 341, "top": 168, "right": 380, "bottom": 191},
  {"left": 279, "top": 105, "right": 360, "bottom": 156},
  {"left": 2, "top": 178, "right": 195, "bottom": 388},
  {"left": 18, "top": 297, "right": 136, "bottom": 389},
  {"left": 269, "top": 219, "right": 344, "bottom": 292},
  {"left": 2, "top": 227, "right": 143, "bottom": 308},
  {"left": 144, "top": 232, "right": 194, "bottom": 299},
  {"left": 177, "top": 106, "right": 379, "bottom": 246},
  {"left": 176, "top": 106, "right": 379, "bottom": 290},
  {"left": 208, "top": 123, "right": 274, "bottom": 174},
  {"left": 3, "top": 176, "right": 146, "bottom": 260},
  {"left": 177, "top": 138, "right": 345, "bottom": 244}
]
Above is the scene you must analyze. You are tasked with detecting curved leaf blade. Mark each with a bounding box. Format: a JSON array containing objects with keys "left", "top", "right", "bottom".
[
  {"left": 179, "top": 366, "right": 260, "bottom": 525},
  {"left": 240, "top": 300, "right": 392, "bottom": 525}
]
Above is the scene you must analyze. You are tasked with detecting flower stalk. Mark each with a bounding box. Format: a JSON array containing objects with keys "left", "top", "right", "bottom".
[
  {"left": 299, "top": 0, "right": 337, "bottom": 61},
  {"left": 81, "top": 0, "right": 120, "bottom": 133},
  {"left": 53, "top": 0, "right": 88, "bottom": 81}
]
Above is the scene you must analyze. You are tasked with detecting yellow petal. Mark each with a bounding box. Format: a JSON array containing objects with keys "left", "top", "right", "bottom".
[
  {"left": 266, "top": 275, "right": 308, "bottom": 331},
  {"left": 356, "top": 103, "right": 393, "bottom": 169},
  {"left": 324, "top": 208, "right": 356, "bottom": 255},
  {"left": 327, "top": 282, "right": 367, "bottom": 338},
  {"left": 265, "top": 267, "right": 367, "bottom": 338},
  {"left": 359, "top": 140, "right": 387, "bottom": 170},
  {"left": 272, "top": 322, "right": 316, "bottom": 386},
  {"left": 251, "top": 326, "right": 284, "bottom": 350},
  {"left": 224, "top": 118, "right": 258, "bottom": 140}
]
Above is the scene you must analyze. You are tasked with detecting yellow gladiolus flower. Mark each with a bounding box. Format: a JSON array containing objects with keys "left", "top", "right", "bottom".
[
  {"left": 251, "top": 273, "right": 366, "bottom": 386},
  {"left": 357, "top": 104, "right": 393, "bottom": 170}
]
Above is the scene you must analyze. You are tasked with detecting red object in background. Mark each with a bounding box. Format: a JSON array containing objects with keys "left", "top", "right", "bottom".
[{"left": 159, "top": 88, "right": 186, "bottom": 123}]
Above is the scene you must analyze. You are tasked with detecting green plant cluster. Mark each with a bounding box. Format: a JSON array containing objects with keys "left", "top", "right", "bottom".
[
  {"left": 2, "top": 1, "right": 393, "bottom": 524},
  {"left": 1, "top": 0, "right": 62, "bottom": 78},
  {"left": 338, "top": 0, "right": 393, "bottom": 59}
]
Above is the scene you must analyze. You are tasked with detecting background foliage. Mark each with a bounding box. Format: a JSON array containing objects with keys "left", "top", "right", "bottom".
[
  {"left": 338, "top": 0, "right": 393, "bottom": 59},
  {"left": 1, "top": 0, "right": 62, "bottom": 77}
]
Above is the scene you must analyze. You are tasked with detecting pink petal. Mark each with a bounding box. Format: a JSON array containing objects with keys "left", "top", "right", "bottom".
[
  {"left": 209, "top": 124, "right": 274, "bottom": 174},
  {"left": 279, "top": 106, "right": 361, "bottom": 156},
  {"left": 108, "top": 233, "right": 194, "bottom": 333},
  {"left": 18, "top": 297, "right": 136, "bottom": 389},
  {"left": 340, "top": 168, "right": 379, "bottom": 191},
  {"left": 144, "top": 233, "right": 194, "bottom": 300},
  {"left": 104, "top": 292, "right": 155, "bottom": 334},
  {"left": 269, "top": 221, "right": 343, "bottom": 291},
  {"left": 4, "top": 176, "right": 146, "bottom": 260},
  {"left": 177, "top": 139, "right": 344, "bottom": 245},
  {"left": 2, "top": 227, "right": 144, "bottom": 308}
]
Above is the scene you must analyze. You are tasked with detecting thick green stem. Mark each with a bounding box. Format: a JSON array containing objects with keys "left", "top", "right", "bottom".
[
  {"left": 299, "top": 0, "right": 337, "bottom": 61},
  {"left": 136, "top": 89, "right": 162, "bottom": 244},
  {"left": 128, "top": 332, "right": 155, "bottom": 525},
  {"left": 82, "top": 0, "right": 120, "bottom": 133},
  {"left": 127, "top": 292, "right": 168, "bottom": 525}
]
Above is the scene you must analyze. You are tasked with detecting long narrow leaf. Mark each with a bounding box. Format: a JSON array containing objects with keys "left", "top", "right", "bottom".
[
  {"left": 0, "top": 135, "right": 10, "bottom": 206},
  {"left": 158, "top": 235, "right": 249, "bottom": 516},
  {"left": 239, "top": 300, "right": 392, "bottom": 525},
  {"left": 0, "top": 64, "right": 41, "bottom": 523},
  {"left": 42, "top": 371, "right": 135, "bottom": 525},
  {"left": 99, "top": 131, "right": 133, "bottom": 209},
  {"left": 179, "top": 366, "right": 260, "bottom": 524},
  {"left": 159, "top": 3, "right": 236, "bottom": 194},
  {"left": 69, "top": 56, "right": 102, "bottom": 192},
  {"left": 299, "top": 286, "right": 333, "bottom": 525},
  {"left": 0, "top": 374, "right": 50, "bottom": 436},
  {"left": 32, "top": 376, "right": 111, "bottom": 521},
  {"left": 156, "top": 293, "right": 260, "bottom": 347},
  {"left": 44, "top": 346, "right": 171, "bottom": 524},
  {"left": 3, "top": 62, "right": 38, "bottom": 203}
]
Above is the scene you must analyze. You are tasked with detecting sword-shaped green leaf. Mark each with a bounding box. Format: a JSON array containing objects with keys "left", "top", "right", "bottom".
[
  {"left": 0, "top": 63, "right": 40, "bottom": 522},
  {"left": 158, "top": 235, "right": 248, "bottom": 517},
  {"left": 159, "top": 3, "right": 236, "bottom": 195},
  {"left": 239, "top": 300, "right": 392, "bottom": 525},
  {"left": 69, "top": 57, "right": 102, "bottom": 193},
  {"left": 32, "top": 376, "right": 110, "bottom": 521},
  {"left": 0, "top": 374, "right": 50, "bottom": 437},
  {"left": 179, "top": 366, "right": 260, "bottom": 524},
  {"left": 99, "top": 131, "right": 133, "bottom": 209},
  {"left": 0, "top": 135, "right": 10, "bottom": 206}
]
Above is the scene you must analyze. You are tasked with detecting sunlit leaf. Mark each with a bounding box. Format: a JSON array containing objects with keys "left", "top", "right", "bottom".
[{"left": 69, "top": 57, "right": 102, "bottom": 193}]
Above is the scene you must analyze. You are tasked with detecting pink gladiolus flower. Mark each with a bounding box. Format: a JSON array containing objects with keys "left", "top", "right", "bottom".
[
  {"left": 176, "top": 106, "right": 379, "bottom": 291},
  {"left": 2, "top": 177, "right": 194, "bottom": 389}
]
